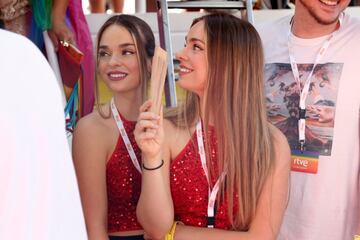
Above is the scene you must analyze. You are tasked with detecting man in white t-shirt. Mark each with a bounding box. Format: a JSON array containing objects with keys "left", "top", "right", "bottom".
[
  {"left": 257, "top": 1, "right": 360, "bottom": 239},
  {"left": 0, "top": 29, "right": 87, "bottom": 240}
]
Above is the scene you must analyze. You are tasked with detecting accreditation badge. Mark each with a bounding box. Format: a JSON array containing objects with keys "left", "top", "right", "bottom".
[{"left": 291, "top": 149, "right": 319, "bottom": 174}]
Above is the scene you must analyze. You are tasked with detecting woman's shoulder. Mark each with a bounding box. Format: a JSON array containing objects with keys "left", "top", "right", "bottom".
[
  {"left": 72, "top": 104, "right": 119, "bottom": 163},
  {"left": 269, "top": 124, "right": 287, "bottom": 145},
  {"left": 74, "top": 105, "right": 113, "bottom": 141},
  {"left": 268, "top": 123, "right": 291, "bottom": 168},
  {"left": 76, "top": 111, "right": 106, "bottom": 132}
]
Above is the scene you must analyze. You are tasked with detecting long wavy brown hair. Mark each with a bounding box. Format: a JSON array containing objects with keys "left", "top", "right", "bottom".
[
  {"left": 94, "top": 15, "right": 155, "bottom": 118},
  {"left": 167, "top": 12, "right": 274, "bottom": 230}
]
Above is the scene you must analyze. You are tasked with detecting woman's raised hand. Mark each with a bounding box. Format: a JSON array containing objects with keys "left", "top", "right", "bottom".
[{"left": 134, "top": 100, "right": 164, "bottom": 161}]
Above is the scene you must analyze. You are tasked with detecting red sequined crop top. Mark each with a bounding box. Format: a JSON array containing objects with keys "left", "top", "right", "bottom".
[
  {"left": 106, "top": 118, "right": 142, "bottom": 233},
  {"left": 170, "top": 128, "right": 235, "bottom": 230}
]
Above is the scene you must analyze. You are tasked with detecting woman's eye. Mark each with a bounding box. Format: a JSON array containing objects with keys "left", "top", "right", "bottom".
[
  {"left": 98, "top": 51, "right": 110, "bottom": 57},
  {"left": 123, "top": 50, "right": 135, "bottom": 55},
  {"left": 192, "top": 44, "right": 202, "bottom": 51}
]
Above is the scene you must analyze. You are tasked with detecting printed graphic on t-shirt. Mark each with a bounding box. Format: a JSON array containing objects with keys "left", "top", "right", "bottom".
[{"left": 264, "top": 63, "right": 343, "bottom": 156}]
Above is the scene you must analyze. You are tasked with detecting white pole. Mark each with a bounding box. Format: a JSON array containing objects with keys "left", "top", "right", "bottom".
[
  {"left": 246, "top": 0, "right": 254, "bottom": 24},
  {"left": 135, "top": 0, "right": 146, "bottom": 13}
]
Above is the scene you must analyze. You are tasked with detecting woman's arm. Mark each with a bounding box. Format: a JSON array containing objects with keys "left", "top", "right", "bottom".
[
  {"left": 172, "top": 126, "right": 291, "bottom": 240},
  {"left": 135, "top": 101, "right": 174, "bottom": 239},
  {"left": 72, "top": 116, "right": 109, "bottom": 240},
  {"left": 49, "top": 0, "right": 74, "bottom": 49}
]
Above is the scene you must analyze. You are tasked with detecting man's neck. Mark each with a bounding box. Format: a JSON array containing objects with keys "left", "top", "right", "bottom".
[{"left": 292, "top": 9, "right": 340, "bottom": 39}]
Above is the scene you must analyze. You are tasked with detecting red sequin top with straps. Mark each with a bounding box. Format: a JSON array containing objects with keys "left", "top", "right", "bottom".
[
  {"left": 170, "top": 128, "right": 237, "bottom": 230},
  {"left": 106, "top": 117, "right": 142, "bottom": 233}
]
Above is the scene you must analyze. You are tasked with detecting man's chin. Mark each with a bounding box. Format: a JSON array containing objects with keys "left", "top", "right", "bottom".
[{"left": 313, "top": 14, "right": 341, "bottom": 25}]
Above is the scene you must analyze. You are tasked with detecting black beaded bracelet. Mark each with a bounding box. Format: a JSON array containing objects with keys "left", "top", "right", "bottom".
[{"left": 142, "top": 160, "right": 164, "bottom": 171}]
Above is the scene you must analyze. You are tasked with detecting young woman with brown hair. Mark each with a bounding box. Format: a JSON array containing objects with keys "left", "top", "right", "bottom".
[
  {"left": 134, "top": 12, "right": 290, "bottom": 239},
  {"left": 72, "top": 15, "right": 155, "bottom": 240}
]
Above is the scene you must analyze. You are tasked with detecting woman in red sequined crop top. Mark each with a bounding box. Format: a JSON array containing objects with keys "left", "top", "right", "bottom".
[
  {"left": 72, "top": 15, "right": 155, "bottom": 240},
  {"left": 135, "top": 13, "right": 291, "bottom": 240}
]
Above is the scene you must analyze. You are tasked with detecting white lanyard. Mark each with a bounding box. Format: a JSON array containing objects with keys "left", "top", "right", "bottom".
[
  {"left": 110, "top": 97, "right": 142, "bottom": 173},
  {"left": 287, "top": 13, "right": 343, "bottom": 151},
  {"left": 196, "top": 121, "right": 225, "bottom": 228}
]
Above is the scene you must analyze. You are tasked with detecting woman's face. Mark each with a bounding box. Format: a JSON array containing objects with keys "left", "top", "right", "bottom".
[
  {"left": 176, "top": 20, "right": 208, "bottom": 97},
  {"left": 97, "top": 24, "right": 141, "bottom": 94}
]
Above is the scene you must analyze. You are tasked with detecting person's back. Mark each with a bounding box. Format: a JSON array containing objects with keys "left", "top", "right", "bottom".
[
  {"left": 0, "top": 29, "right": 87, "bottom": 240},
  {"left": 257, "top": 1, "right": 360, "bottom": 239}
]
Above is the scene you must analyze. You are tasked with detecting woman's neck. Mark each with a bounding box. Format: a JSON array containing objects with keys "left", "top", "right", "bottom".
[
  {"left": 113, "top": 89, "right": 142, "bottom": 121},
  {"left": 199, "top": 94, "right": 214, "bottom": 126}
]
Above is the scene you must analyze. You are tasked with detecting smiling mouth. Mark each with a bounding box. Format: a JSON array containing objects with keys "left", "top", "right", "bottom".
[
  {"left": 108, "top": 72, "right": 128, "bottom": 80},
  {"left": 319, "top": 0, "right": 338, "bottom": 6},
  {"left": 179, "top": 66, "right": 193, "bottom": 75}
]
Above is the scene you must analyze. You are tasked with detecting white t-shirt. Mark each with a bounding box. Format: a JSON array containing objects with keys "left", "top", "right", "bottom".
[
  {"left": 257, "top": 13, "right": 360, "bottom": 240},
  {"left": 0, "top": 30, "right": 87, "bottom": 240}
]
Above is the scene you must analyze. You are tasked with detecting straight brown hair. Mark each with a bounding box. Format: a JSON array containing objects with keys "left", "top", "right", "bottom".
[{"left": 167, "top": 12, "right": 274, "bottom": 230}]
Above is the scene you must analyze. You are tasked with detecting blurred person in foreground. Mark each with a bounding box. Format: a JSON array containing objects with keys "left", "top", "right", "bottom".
[{"left": 0, "top": 29, "right": 87, "bottom": 240}]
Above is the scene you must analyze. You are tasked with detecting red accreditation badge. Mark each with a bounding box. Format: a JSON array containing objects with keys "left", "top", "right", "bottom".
[{"left": 291, "top": 150, "right": 319, "bottom": 174}]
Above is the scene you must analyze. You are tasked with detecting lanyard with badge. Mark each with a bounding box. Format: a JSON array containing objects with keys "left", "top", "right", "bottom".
[
  {"left": 196, "top": 121, "right": 225, "bottom": 228},
  {"left": 287, "top": 13, "right": 343, "bottom": 174},
  {"left": 110, "top": 97, "right": 142, "bottom": 173}
]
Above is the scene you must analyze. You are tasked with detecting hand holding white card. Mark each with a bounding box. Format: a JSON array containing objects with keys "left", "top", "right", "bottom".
[{"left": 149, "top": 47, "right": 167, "bottom": 114}]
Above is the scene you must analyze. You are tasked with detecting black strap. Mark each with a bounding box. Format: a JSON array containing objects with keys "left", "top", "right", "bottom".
[
  {"left": 299, "top": 108, "right": 306, "bottom": 119},
  {"left": 207, "top": 202, "right": 217, "bottom": 228},
  {"left": 142, "top": 160, "right": 164, "bottom": 171}
]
